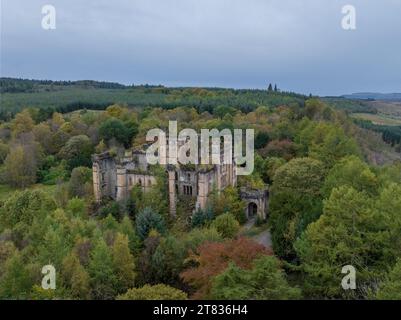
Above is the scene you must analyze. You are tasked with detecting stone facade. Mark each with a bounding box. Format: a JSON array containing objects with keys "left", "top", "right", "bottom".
[
  {"left": 240, "top": 187, "right": 269, "bottom": 220},
  {"left": 92, "top": 148, "right": 268, "bottom": 220}
]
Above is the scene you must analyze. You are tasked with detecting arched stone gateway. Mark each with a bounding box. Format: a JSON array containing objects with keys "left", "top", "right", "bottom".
[
  {"left": 240, "top": 187, "right": 269, "bottom": 221},
  {"left": 247, "top": 202, "right": 258, "bottom": 218}
]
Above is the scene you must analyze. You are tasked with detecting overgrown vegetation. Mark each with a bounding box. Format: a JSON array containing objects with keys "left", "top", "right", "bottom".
[{"left": 0, "top": 81, "right": 400, "bottom": 300}]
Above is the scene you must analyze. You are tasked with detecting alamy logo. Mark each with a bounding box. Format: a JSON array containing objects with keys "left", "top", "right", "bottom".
[
  {"left": 146, "top": 121, "right": 254, "bottom": 175},
  {"left": 341, "top": 5, "right": 356, "bottom": 30},
  {"left": 41, "top": 265, "right": 56, "bottom": 290},
  {"left": 41, "top": 5, "right": 56, "bottom": 30},
  {"left": 341, "top": 265, "right": 356, "bottom": 290}
]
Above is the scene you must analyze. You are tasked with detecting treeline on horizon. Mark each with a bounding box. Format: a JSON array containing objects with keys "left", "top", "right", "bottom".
[
  {"left": 0, "top": 77, "right": 129, "bottom": 92},
  {"left": 1, "top": 77, "right": 400, "bottom": 151},
  {"left": 0, "top": 77, "right": 307, "bottom": 120}
]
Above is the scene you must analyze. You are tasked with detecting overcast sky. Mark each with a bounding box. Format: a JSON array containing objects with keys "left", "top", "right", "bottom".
[{"left": 1, "top": 0, "right": 400, "bottom": 95}]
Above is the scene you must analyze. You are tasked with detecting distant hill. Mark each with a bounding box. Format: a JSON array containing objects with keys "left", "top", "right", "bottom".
[
  {"left": 0, "top": 77, "right": 307, "bottom": 121},
  {"left": 341, "top": 93, "right": 401, "bottom": 101},
  {"left": 0, "top": 77, "right": 131, "bottom": 93}
]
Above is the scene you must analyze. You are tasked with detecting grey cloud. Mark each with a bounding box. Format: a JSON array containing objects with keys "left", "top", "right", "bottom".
[{"left": 1, "top": 0, "right": 400, "bottom": 95}]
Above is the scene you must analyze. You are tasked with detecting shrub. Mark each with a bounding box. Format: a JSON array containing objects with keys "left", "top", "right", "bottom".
[
  {"left": 136, "top": 207, "right": 166, "bottom": 240},
  {"left": 191, "top": 207, "right": 214, "bottom": 228},
  {"left": 117, "top": 284, "right": 187, "bottom": 300},
  {"left": 211, "top": 213, "right": 240, "bottom": 238}
]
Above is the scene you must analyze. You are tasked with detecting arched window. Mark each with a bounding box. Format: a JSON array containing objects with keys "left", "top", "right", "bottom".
[
  {"left": 138, "top": 179, "right": 142, "bottom": 186},
  {"left": 187, "top": 173, "right": 191, "bottom": 181}
]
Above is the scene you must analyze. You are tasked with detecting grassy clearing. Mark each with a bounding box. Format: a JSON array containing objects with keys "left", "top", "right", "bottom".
[{"left": 351, "top": 113, "right": 401, "bottom": 126}]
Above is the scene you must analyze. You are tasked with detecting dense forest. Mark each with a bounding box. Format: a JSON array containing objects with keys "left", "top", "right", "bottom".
[
  {"left": 0, "top": 78, "right": 307, "bottom": 120},
  {"left": 2, "top": 78, "right": 399, "bottom": 150},
  {"left": 0, "top": 80, "right": 400, "bottom": 300}
]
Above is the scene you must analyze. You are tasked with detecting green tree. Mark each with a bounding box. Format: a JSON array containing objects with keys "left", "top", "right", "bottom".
[
  {"left": 0, "top": 141, "right": 9, "bottom": 164},
  {"left": 3, "top": 144, "right": 38, "bottom": 188},
  {"left": 295, "top": 186, "right": 394, "bottom": 298},
  {"left": 37, "top": 226, "right": 70, "bottom": 270},
  {"left": 68, "top": 166, "right": 93, "bottom": 198},
  {"left": 0, "top": 251, "right": 33, "bottom": 299},
  {"left": 99, "top": 118, "right": 130, "bottom": 147},
  {"left": 117, "top": 284, "right": 187, "bottom": 300},
  {"left": 151, "top": 235, "right": 187, "bottom": 285},
  {"left": 183, "top": 227, "right": 223, "bottom": 254},
  {"left": 66, "top": 197, "right": 87, "bottom": 218},
  {"left": 37, "top": 156, "right": 68, "bottom": 185},
  {"left": 99, "top": 202, "right": 122, "bottom": 221},
  {"left": 214, "top": 105, "right": 237, "bottom": 119},
  {"left": 191, "top": 207, "right": 214, "bottom": 228},
  {"left": 374, "top": 183, "right": 401, "bottom": 260},
  {"left": 30, "top": 285, "right": 59, "bottom": 300},
  {"left": 112, "top": 233, "right": 136, "bottom": 293},
  {"left": 136, "top": 207, "right": 166, "bottom": 240},
  {"left": 211, "top": 256, "right": 301, "bottom": 300},
  {"left": 376, "top": 259, "right": 401, "bottom": 300},
  {"left": 210, "top": 186, "right": 246, "bottom": 224},
  {"left": 304, "top": 99, "right": 325, "bottom": 120},
  {"left": 323, "top": 155, "right": 378, "bottom": 197},
  {"left": 272, "top": 157, "right": 326, "bottom": 196},
  {"left": 118, "top": 216, "right": 142, "bottom": 255},
  {"left": 269, "top": 157, "right": 326, "bottom": 259},
  {"left": 137, "top": 232, "right": 161, "bottom": 285},
  {"left": 49, "top": 130, "right": 70, "bottom": 154},
  {"left": 310, "top": 126, "right": 360, "bottom": 168},
  {"left": 61, "top": 252, "right": 90, "bottom": 299},
  {"left": 378, "top": 162, "right": 401, "bottom": 187},
  {"left": 33, "top": 122, "right": 53, "bottom": 154},
  {"left": 58, "top": 135, "right": 94, "bottom": 170},
  {"left": 105, "top": 104, "right": 129, "bottom": 119},
  {"left": 211, "top": 213, "right": 240, "bottom": 238},
  {"left": 0, "top": 241, "right": 17, "bottom": 274},
  {"left": 11, "top": 109, "right": 34, "bottom": 138},
  {"left": 88, "top": 239, "right": 118, "bottom": 300},
  {"left": 297, "top": 122, "right": 361, "bottom": 168},
  {"left": 262, "top": 157, "right": 286, "bottom": 183},
  {"left": 0, "top": 189, "right": 56, "bottom": 238}
]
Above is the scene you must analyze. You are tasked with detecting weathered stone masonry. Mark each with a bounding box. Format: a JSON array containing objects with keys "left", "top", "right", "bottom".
[{"left": 92, "top": 148, "right": 269, "bottom": 220}]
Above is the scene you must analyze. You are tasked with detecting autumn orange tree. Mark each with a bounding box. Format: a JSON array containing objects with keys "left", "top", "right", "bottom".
[{"left": 180, "top": 237, "right": 271, "bottom": 299}]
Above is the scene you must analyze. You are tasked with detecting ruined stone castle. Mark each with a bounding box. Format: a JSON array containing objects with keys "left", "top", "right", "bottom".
[{"left": 92, "top": 146, "right": 269, "bottom": 220}]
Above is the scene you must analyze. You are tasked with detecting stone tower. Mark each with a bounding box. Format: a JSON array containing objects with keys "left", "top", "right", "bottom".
[{"left": 167, "top": 165, "right": 177, "bottom": 217}]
